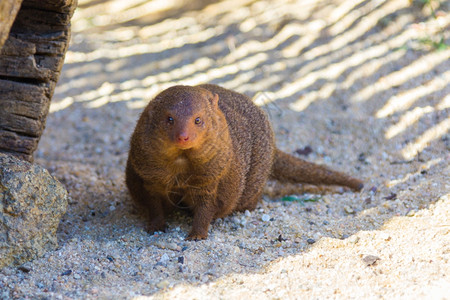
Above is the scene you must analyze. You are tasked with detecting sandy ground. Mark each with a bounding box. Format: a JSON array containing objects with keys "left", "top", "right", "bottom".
[{"left": 1, "top": 0, "right": 449, "bottom": 298}]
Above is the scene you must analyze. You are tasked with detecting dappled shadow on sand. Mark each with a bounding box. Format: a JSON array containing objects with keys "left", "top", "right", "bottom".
[{"left": 29, "top": 0, "right": 449, "bottom": 297}]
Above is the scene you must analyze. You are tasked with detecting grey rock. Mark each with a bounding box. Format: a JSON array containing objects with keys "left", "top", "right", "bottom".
[
  {"left": 362, "top": 255, "right": 381, "bottom": 266},
  {"left": 348, "top": 235, "right": 360, "bottom": 244},
  {"left": 0, "top": 153, "right": 68, "bottom": 269},
  {"left": 344, "top": 206, "right": 355, "bottom": 214},
  {"left": 159, "top": 253, "right": 170, "bottom": 263},
  {"left": 306, "top": 238, "right": 316, "bottom": 244}
]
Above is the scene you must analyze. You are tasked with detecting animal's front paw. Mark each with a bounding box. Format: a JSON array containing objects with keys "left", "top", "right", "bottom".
[
  {"left": 185, "top": 231, "right": 208, "bottom": 241},
  {"left": 146, "top": 219, "right": 166, "bottom": 235}
]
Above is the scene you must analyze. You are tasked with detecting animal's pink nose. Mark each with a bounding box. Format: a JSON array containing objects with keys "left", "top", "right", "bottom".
[{"left": 177, "top": 133, "right": 189, "bottom": 142}]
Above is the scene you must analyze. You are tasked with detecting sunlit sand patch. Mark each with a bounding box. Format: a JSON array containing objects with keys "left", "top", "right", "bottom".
[
  {"left": 437, "top": 94, "right": 450, "bottom": 110},
  {"left": 138, "top": 17, "right": 198, "bottom": 39},
  {"left": 353, "top": 50, "right": 450, "bottom": 104},
  {"left": 303, "top": 0, "right": 407, "bottom": 61},
  {"left": 278, "top": 37, "right": 405, "bottom": 105},
  {"left": 276, "top": 22, "right": 419, "bottom": 103},
  {"left": 385, "top": 106, "right": 434, "bottom": 139},
  {"left": 386, "top": 158, "right": 443, "bottom": 188},
  {"left": 281, "top": 20, "right": 326, "bottom": 58},
  {"left": 289, "top": 82, "right": 336, "bottom": 112},
  {"left": 222, "top": 22, "right": 313, "bottom": 65},
  {"left": 49, "top": 97, "right": 74, "bottom": 113},
  {"left": 234, "top": 75, "right": 283, "bottom": 96},
  {"left": 377, "top": 69, "right": 450, "bottom": 119},
  {"left": 179, "top": 52, "right": 269, "bottom": 87},
  {"left": 342, "top": 50, "right": 404, "bottom": 90},
  {"left": 65, "top": 26, "right": 223, "bottom": 64},
  {"left": 328, "top": 0, "right": 367, "bottom": 26},
  {"left": 73, "top": 0, "right": 184, "bottom": 31},
  {"left": 401, "top": 118, "right": 450, "bottom": 160},
  {"left": 289, "top": 12, "right": 414, "bottom": 85},
  {"left": 74, "top": 0, "right": 149, "bottom": 21},
  {"left": 60, "top": 53, "right": 267, "bottom": 110},
  {"left": 140, "top": 57, "right": 214, "bottom": 87}
]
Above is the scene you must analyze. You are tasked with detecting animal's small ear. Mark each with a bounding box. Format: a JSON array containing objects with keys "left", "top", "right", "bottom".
[{"left": 209, "top": 93, "right": 219, "bottom": 109}]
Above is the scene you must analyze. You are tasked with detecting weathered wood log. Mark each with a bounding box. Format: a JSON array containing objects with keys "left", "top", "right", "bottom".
[{"left": 0, "top": 0, "right": 77, "bottom": 162}]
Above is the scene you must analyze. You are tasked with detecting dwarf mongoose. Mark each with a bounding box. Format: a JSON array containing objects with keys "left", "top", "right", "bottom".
[{"left": 126, "top": 84, "right": 363, "bottom": 240}]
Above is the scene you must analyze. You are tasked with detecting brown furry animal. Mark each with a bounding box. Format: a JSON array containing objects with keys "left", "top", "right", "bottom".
[{"left": 126, "top": 84, "right": 363, "bottom": 240}]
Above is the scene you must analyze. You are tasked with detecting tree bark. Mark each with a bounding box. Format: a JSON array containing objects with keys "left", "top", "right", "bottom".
[{"left": 0, "top": 0, "right": 77, "bottom": 161}]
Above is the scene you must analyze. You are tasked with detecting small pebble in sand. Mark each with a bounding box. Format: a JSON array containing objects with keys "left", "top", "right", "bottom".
[
  {"left": 159, "top": 254, "right": 170, "bottom": 263},
  {"left": 348, "top": 236, "right": 360, "bottom": 244},
  {"left": 406, "top": 210, "right": 416, "bottom": 217},
  {"left": 61, "top": 270, "right": 72, "bottom": 276},
  {"left": 262, "top": 214, "right": 271, "bottom": 222},
  {"left": 156, "top": 280, "right": 170, "bottom": 289},
  {"left": 295, "top": 146, "right": 313, "bottom": 156},
  {"left": 362, "top": 255, "right": 380, "bottom": 266},
  {"left": 166, "top": 242, "right": 179, "bottom": 251},
  {"left": 384, "top": 193, "right": 397, "bottom": 200},
  {"left": 344, "top": 206, "right": 355, "bottom": 214},
  {"left": 18, "top": 265, "right": 31, "bottom": 273}
]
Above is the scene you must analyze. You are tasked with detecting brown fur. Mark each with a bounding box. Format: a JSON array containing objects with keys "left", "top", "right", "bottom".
[{"left": 126, "top": 84, "right": 363, "bottom": 240}]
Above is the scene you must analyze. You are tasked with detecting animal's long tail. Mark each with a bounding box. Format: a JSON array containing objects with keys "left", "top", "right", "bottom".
[{"left": 270, "top": 149, "right": 364, "bottom": 191}]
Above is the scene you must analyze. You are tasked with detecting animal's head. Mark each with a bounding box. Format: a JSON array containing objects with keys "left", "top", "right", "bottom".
[{"left": 151, "top": 85, "right": 220, "bottom": 150}]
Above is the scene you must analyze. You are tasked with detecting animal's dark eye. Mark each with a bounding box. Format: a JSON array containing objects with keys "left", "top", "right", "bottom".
[
  {"left": 167, "top": 116, "right": 174, "bottom": 124},
  {"left": 194, "top": 117, "right": 202, "bottom": 125}
]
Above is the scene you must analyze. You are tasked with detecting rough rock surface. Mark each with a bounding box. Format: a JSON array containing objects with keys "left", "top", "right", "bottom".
[{"left": 0, "top": 153, "right": 68, "bottom": 269}]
